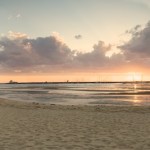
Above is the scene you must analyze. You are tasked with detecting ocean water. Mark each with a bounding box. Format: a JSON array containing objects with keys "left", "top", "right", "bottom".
[{"left": 0, "top": 82, "right": 150, "bottom": 106}]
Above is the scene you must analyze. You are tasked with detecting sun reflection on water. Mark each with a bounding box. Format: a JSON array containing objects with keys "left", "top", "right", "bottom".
[
  {"left": 133, "top": 95, "right": 141, "bottom": 104},
  {"left": 134, "top": 84, "right": 137, "bottom": 90}
]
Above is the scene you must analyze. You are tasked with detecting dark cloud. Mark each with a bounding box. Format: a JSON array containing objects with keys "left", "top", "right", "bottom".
[
  {"left": 75, "top": 41, "right": 110, "bottom": 66},
  {"left": 0, "top": 33, "right": 74, "bottom": 72},
  {"left": 72, "top": 41, "right": 125, "bottom": 71},
  {"left": 24, "top": 36, "right": 73, "bottom": 65},
  {"left": 119, "top": 21, "right": 150, "bottom": 63},
  {"left": 125, "top": 24, "right": 141, "bottom": 36},
  {"left": 0, "top": 32, "right": 124, "bottom": 73},
  {"left": 74, "top": 34, "right": 82, "bottom": 40}
]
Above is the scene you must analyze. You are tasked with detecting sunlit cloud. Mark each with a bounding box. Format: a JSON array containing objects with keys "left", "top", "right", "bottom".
[
  {"left": 51, "top": 32, "right": 64, "bottom": 43},
  {"left": 8, "top": 31, "right": 29, "bottom": 40},
  {"left": 0, "top": 32, "right": 73, "bottom": 72}
]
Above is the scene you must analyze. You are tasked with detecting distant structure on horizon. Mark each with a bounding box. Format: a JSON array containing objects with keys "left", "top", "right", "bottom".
[{"left": 8, "top": 80, "right": 18, "bottom": 84}]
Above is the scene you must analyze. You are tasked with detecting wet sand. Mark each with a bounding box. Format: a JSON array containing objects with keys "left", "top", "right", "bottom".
[{"left": 0, "top": 99, "right": 150, "bottom": 150}]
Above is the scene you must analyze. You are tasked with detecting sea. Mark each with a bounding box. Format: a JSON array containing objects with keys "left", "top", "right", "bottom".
[{"left": 0, "top": 82, "right": 150, "bottom": 106}]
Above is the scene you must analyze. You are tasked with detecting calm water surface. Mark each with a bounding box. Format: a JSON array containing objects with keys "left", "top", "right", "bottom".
[{"left": 0, "top": 83, "right": 150, "bottom": 106}]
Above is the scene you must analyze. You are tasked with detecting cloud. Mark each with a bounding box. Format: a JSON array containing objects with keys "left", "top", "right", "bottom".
[
  {"left": 117, "top": 20, "right": 150, "bottom": 70},
  {"left": 8, "top": 31, "right": 28, "bottom": 40},
  {"left": 0, "top": 31, "right": 74, "bottom": 72},
  {"left": 72, "top": 41, "right": 124, "bottom": 71},
  {"left": 75, "top": 41, "right": 110, "bottom": 66},
  {"left": 0, "top": 31, "right": 124, "bottom": 73},
  {"left": 125, "top": 24, "right": 141, "bottom": 35},
  {"left": 119, "top": 21, "right": 150, "bottom": 61},
  {"left": 3, "top": 20, "right": 150, "bottom": 74},
  {"left": 74, "top": 34, "right": 82, "bottom": 40},
  {"left": 51, "top": 32, "right": 64, "bottom": 42}
]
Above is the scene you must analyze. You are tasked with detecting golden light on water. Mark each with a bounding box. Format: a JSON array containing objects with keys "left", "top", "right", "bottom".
[
  {"left": 133, "top": 95, "right": 141, "bottom": 104},
  {"left": 134, "top": 84, "right": 137, "bottom": 90}
]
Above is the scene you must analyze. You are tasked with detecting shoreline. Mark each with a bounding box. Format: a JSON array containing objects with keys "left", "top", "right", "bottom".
[
  {"left": 0, "top": 98, "right": 150, "bottom": 113},
  {"left": 1, "top": 98, "right": 150, "bottom": 113}
]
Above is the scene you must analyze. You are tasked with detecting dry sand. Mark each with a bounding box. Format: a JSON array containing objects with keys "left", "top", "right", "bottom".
[{"left": 0, "top": 99, "right": 150, "bottom": 150}]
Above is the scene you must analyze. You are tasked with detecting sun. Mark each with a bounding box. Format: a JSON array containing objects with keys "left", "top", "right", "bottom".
[{"left": 126, "top": 72, "right": 143, "bottom": 82}]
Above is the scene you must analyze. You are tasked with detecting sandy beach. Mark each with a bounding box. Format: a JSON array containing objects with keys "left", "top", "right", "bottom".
[{"left": 0, "top": 99, "right": 150, "bottom": 150}]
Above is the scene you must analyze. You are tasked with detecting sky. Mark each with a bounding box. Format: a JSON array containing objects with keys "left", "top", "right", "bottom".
[{"left": 0, "top": 0, "right": 150, "bottom": 82}]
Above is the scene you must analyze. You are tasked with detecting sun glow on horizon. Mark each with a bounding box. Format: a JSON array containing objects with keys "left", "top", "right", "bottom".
[
  {"left": 0, "top": 71, "right": 149, "bottom": 83},
  {"left": 126, "top": 72, "right": 143, "bottom": 82}
]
